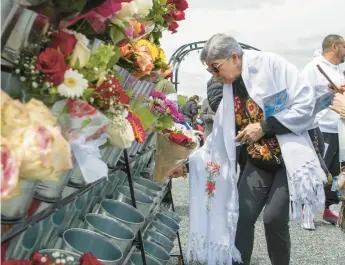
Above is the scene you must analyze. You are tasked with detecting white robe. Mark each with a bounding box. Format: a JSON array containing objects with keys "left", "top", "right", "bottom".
[
  {"left": 187, "top": 50, "right": 327, "bottom": 265},
  {"left": 302, "top": 54, "right": 345, "bottom": 133}
]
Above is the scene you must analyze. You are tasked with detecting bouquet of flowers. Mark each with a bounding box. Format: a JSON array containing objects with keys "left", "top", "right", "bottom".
[
  {"left": 117, "top": 39, "right": 171, "bottom": 79},
  {"left": 3, "top": 251, "right": 103, "bottom": 265},
  {"left": 1, "top": 91, "right": 73, "bottom": 200},
  {"left": 130, "top": 90, "right": 183, "bottom": 130},
  {"left": 146, "top": 0, "right": 189, "bottom": 44},
  {"left": 153, "top": 122, "right": 198, "bottom": 183}
]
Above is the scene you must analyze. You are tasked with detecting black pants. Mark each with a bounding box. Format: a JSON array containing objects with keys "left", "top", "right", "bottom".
[
  {"left": 233, "top": 161, "right": 290, "bottom": 265},
  {"left": 323, "top": 132, "right": 340, "bottom": 208},
  {"left": 236, "top": 145, "right": 247, "bottom": 185}
]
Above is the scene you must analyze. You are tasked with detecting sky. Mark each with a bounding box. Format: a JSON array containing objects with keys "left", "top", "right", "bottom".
[{"left": 160, "top": 0, "right": 345, "bottom": 98}]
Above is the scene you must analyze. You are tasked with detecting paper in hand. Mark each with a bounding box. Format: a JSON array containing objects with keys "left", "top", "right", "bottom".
[
  {"left": 311, "top": 92, "right": 334, "bottom": 116},
  {"left": 262, "top": 89, "right": 289, "bottom": 120}
]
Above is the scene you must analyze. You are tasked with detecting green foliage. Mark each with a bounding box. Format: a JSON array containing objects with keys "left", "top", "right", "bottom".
[
  {"left": 79, "top": 44, "right": 116, "bottom": 81},
  {"left": 177, "top": 95, "right": 188, "bottom": 107}
]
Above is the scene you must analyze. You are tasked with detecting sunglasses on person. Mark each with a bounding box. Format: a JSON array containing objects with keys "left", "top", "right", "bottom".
[{"left": 206, "top": 58, "right": 228, "bottom": 74}]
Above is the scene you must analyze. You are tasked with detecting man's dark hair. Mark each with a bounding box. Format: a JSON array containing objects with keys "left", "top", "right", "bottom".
[{"left": 322, "top": 34, "right": 344, "bottom": 51}]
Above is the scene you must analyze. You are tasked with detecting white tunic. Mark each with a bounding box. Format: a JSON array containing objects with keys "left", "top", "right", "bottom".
[{"left": 302, "top": 54, "right": 345, "bottom": 133}]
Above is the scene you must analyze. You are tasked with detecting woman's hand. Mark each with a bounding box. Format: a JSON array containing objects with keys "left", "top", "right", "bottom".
[
  {"left": 329, "top": 93, "right": 345, "bottom": 114},
  {"left": 168, "top": 165, "right": 185, "bottom": 179},
  {"left": 235, "top": 123, "right": 264, "bottom": 145}
]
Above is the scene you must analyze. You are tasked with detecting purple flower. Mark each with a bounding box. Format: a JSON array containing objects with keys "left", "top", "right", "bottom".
[{"left": 149, "top": 90, "right": 166, "bottom": 100}]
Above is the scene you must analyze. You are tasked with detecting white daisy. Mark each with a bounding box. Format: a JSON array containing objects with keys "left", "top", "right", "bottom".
[{"left": 57, "top": 69, "right": 88, "bottom": 99}]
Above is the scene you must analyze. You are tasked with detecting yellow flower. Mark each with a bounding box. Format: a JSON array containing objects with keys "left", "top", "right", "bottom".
[
  {"left": 157, "top": 47, "right": 167, "bottom": 63},
  {"left": 134, "top": 39, "right": 159, "bottom": 60},
  {"left": 1, "top": 91, "right": 32, "bottom": 138},
  {"left": 26, "top": 98, "right": 57, "bottom": 126},
  {"left": 8, "top": 124, "right": 73, "bottom": 181}
]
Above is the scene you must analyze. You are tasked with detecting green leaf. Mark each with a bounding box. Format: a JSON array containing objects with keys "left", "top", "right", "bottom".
[
  {"left": 82, "top": 88, "right": 94, "bottom": 101},
  {"left": 155, "top": 115, "right": 174, "bottom": 130},
  {"left": 62, "top": 104, "right": 69, "bottom": 114},
  {"left": 73, "top": 58, "right": 81, "bottom": 70},
  {"left": 81, "top": 117, "right": 92, "bottom": 128},
  {"left": 107, "top": 47, "right": 121, "bottom": 69},
  {"left": 109, "top": 25, "right": 125, "bottom": 45},
  {"left": 127, "top": 90, "right": 134, "bottom": 97}
]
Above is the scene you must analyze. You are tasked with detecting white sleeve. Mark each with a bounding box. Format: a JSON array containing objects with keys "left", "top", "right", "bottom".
[{"left": 270, "top": 54, "right": 316, "bottom": 135}]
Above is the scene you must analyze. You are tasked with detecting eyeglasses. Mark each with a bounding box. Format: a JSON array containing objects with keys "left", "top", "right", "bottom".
[{"left": 206, "top": 58, "right": 228, "bottom": 74}]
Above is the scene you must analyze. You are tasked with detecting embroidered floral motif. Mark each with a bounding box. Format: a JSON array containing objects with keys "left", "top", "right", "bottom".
[
  {"left": 233, "top": 94, "right": 282, "bottom": 162},
  {"left": 205, "top": 162, "right": 221, "bottom": 210}
]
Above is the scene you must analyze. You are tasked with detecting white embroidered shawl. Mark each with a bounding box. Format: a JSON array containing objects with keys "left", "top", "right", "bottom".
[{"left": 187, "top": 50, "right": 327, "bottom": 265}]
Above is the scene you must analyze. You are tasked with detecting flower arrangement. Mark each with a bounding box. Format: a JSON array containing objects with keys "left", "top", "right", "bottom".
[
  {"left": 3, "top": 251, "right": 103, "bottom": 265},
  {"left": 146, "top": 0, "right": 189, "bottom": 44},
  {"left": 118, "top": 39, "right": 171, "bottom": 79},
  {"left": 129, "top": 90, "right": 183, "bottom": 131},
  {"left": 162, "top": 122, "right": 198, "bottom": 149},
  {"left": 153, "top": 122, "right": 197, "bottom": 183},
  {"left": 1, "top": 91, "right": 73, "bottom": 200}
]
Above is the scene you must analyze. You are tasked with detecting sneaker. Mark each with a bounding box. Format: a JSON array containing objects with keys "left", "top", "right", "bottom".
[{"left": 322, "top": 208, "right": 338, "bottom": 225}]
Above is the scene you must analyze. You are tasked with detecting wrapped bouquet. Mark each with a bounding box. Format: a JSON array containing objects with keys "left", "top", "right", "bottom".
[
  {"left": 153, "top": 122, "right": 198, "bottom": 183},
  {"left": 1, "top": 91, "right": 73, "bottom": 200}
]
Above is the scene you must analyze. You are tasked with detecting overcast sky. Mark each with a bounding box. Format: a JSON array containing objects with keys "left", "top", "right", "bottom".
[{"left": 160, "top": 0, "right": 345, "bottom": 97}]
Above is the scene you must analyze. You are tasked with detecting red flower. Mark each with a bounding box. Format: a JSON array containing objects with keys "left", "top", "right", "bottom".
[
  {"left": 168, "top": 21, "right": 179, "bottom": 33},
  {"left": 206, "top": 162, "right": 220, "bottom": 175},
  {"left": 206, "top": 180, "right": 215, "bottom": 195},
  {"left": 80, "top": 252, "right": 104, "bottom": 265},
  {"left": 173, "top": 10, "right": 185, "bottom": 21},
  {"left": 51, "top": 31, "right": 77, "bottom": 57},
  {"left": 175, "top": 0, "right": 189, "bottom": 11},
  {"left": 66, "top": 99, "right": 97, "bottom": 118},
  {"left": 92, "top": 75, "right": 129, "bottom": 110},
  {"left": 127, "top": 111, "right": 146, "bottom": 143},
  {"left": 36, "top": 48, "right": 69, "bottom": 86}
]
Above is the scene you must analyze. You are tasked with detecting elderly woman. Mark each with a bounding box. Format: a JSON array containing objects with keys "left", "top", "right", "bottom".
[{"left": 174, "top": 34, "right": 327, "bottom": 265}]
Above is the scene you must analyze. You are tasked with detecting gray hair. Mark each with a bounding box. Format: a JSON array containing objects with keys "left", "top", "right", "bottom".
[{"left": 200, "top": 33, "right": 243, "bottom": 64}]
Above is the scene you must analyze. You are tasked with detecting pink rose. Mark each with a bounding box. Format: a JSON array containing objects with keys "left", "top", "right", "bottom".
[
  {"left": 1, "top": 137, "right": 20, "bottom": 200},
  {"left": 206, "top": 161, "right": 221, "bottom": 175},
  {"left": 136, "top": 52, "right": 154, "bottom": 76}
]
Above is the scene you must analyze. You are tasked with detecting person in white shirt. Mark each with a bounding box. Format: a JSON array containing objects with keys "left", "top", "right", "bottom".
[{"left": 302, "top": 34, "right": 345, "bottom": 229}]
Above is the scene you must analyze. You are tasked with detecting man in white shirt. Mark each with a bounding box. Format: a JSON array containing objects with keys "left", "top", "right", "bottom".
[{"left": 302, "top": 34, "right": 345, "bottom": 230}]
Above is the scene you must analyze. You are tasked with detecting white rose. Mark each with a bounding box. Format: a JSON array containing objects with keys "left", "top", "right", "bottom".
[
  {"left": 70, "top": 41, "right": 91, "bottom": 69},
  {"left": 135, "top": 0, "right": 153, "bottom": 17},
  {"left": 112, "top": 1, "right": 139, "bottom": 22}
]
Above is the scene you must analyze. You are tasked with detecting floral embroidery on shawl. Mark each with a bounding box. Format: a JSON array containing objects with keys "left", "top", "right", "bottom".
[{"left": 205, "top": 162, "right": 221, "bottom": 210}]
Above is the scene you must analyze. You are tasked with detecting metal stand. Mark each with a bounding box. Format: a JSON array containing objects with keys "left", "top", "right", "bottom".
[
  {"left": 168, "top": 180, "right": 185, "bottom": 265},
  {"left": 123, "top": 149, "right": 147, "bottom": 265}
]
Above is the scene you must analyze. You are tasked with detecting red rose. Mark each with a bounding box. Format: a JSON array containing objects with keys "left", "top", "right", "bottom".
[
  {"left": 66, "top": 99, "right": 97, "bottom": 118},
  {"left": 168, "top": 21, "right": 179, "bottom": 33},
  {"left": 206, "top": 180, "right": 215, "bottom": 194},
  {"left": 173, "top": 10, "right": 185, "bottom": 21},
  {"left": 175, "top": 0, "right": 188, "bottom": 11},
  {"left": 80, "top": 252, "right": 104, "bottom": 265},
  {"left": 163, "top": 13, "right": 173, "bottom": 19},
  {"left": 36, "top": 48, "right": 69, "bottom": 86},
  {"left": 51, "top": 31, "right": 77, "bottom": 56}
]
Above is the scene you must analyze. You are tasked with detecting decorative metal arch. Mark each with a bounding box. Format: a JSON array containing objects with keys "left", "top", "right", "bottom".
[{"left": 168, "top": 41, "right": 261, "bottom": 92}]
